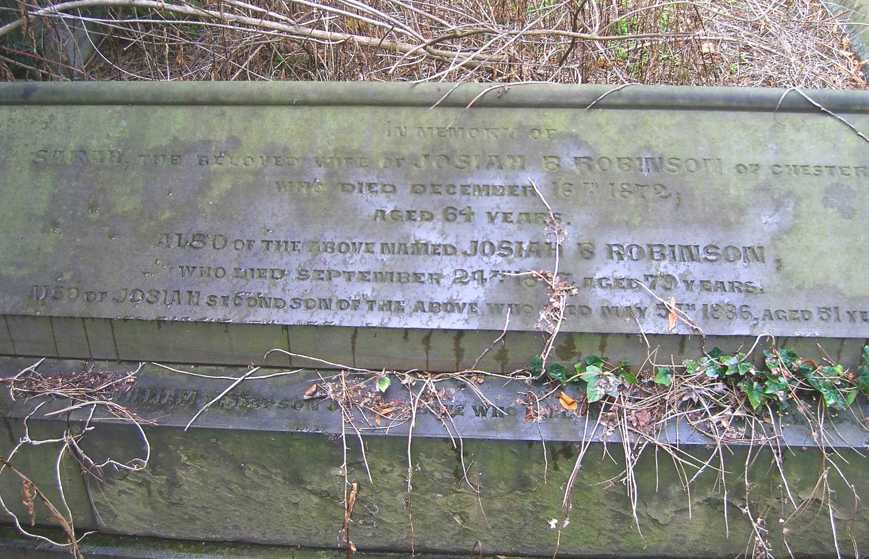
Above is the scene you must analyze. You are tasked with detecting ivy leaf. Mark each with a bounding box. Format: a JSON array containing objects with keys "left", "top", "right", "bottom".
[
  {"left": 546, "top": 363, "right": 569, "bottom": 383},
  {"left": 704, "top": 361, "right": 722, "bottom": 378},
  {"left": 585, "top": 375, "right": 604, "bottom": 403},
  {"left": 797, "top": 363, "right": 814, "bottom": 377},
  {"left": 803, "top": 370, "right": 846, "bottom": 410},
  {"left": 654, "top": 367, "right": 673, "bottom": 387},
  {"left": 620, "top": 369, "right": 638, "bottom": 385},
  {"left": 529, "top": 356, "right": 544, "bottom": 376},
  {"left": 584, "top": 355, "right": 606, "bottom": 368},
  {"left": 763, "top": 377, "right": 789, "bottom": 401},
  {"left": 779, "top": 349, "right": 799, "bottom": 369},
  {"left": 859, "top": 373, "right": 869, "bottom": 397},
  {"left": 723, "top": 355, "right": 747, "bottom": 376},
  {"left": 581, "top": 365, "right": 604, "bottom": 402},
  {"left": 708, "top": 347, "right": 723, "bottom": 359},
  {"left": 818, "top": 386, "right": 845, "bottom": 409},
  {"left": 857, "top": 345, "right": 869, "bottom": 396},
  {"left": 764, "top": 377, "right": 788, "bottom": 393},
  {"left": 377, "top": 376, "right": 391, "bottom": 393},
  {"left": 740, "top": 380, "right": 764, "bottom": 410}
]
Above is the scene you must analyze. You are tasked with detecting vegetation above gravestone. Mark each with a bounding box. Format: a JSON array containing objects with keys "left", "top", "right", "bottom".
[{"left": 0, "top": 0, "right": 864, "bottom": 88}]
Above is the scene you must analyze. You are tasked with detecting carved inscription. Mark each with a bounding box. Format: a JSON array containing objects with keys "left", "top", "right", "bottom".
[
  {"left": 1, "top": 103, "right": 867, "bottom": 338},
  {"left": 110, "top": 383, "right": 574, "bottom": 428}
]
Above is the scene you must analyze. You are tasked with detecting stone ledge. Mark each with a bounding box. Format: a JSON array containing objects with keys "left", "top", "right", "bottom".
[
  {"left": 1, "top": 358, "right": 866, "bottom": 557},
  {"left": 0, "top": 81, "right": 867, "bottom": 112}
]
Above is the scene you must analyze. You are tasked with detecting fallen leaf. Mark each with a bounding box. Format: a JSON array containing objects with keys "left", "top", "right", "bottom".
[
  {"left": 559, "top": 391, "right": 577, "bottom": 412},
  {"left": 21, "top": 479, "right": 35, "bottom": 527},
  {"left": 303, "top": 384, "right": 319, "bottom": 399},
  {"left": 667, "top": 297, "right": 678, "bottom": 332}
]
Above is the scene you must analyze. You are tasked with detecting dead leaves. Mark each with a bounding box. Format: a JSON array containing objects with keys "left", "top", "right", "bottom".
[
  {"left": 667, "top": 296, "right": 678, "bottom": 332},
  {"left": 304, "top": 383, "right": 326, "bottom": 400},
  {"left": 21, "top": 479, "right": 36, "bottom": 526},
  {"left": 2, "top": 459, "right": 82, "bottom": 557},
  {"left": 558, "top": 391, "right": 577, "bottom": 412},
  {"left": 373, "top": 404, "right": 399, "bottom": 427},
  {"left": 341, "top": 481, "right": 359, "bottom": 559},
  {"left": 627, "top": 408, "right": 661, "bottom": 435}
]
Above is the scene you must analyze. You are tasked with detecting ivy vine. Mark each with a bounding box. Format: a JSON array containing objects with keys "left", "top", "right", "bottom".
[{"left": 531, "top": 344, "right": 869, "bottom": 411}]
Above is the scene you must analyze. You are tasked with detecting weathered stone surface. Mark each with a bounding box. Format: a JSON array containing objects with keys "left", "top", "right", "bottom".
[
  {"left": 1, "top": 358, "right": 866, "bottom": 557},
  {"left": 0, "top": 413, "right": 95, "bottom": 530},
  {"left": 0, "top": 83, "right": 867, "bottom": 370},
  {"left": 0, "top": 83, "right": 867, "bottom": 556}
]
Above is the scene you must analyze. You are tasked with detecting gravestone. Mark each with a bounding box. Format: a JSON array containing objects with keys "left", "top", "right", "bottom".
[
  {"left": 0, "top": 82, "right": 867, "bottom": 370},
  {"left": 0, "top": 82, "right": 868, "bottom": 558}
]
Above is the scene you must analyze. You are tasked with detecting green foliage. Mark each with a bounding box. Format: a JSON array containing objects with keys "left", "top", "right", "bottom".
[
  {"left": 580, "top": 364, "right": 605, "bottom": 402},
  {"left": 530, "top": 345, "right": 869, "bottom": 414},
  {"left": 529, "top": 356, "right": 571, "bottom": 384},
  {"left": 763, "top": 348, "right": 851, "bottom": 410},
  {"left": 529, "top": 355, "right": 544, "bottom": 376},
  {"left": 376, "top": 375, "right": 391, "bottom": 393},
  {"left": 858, "top": 345, "right": 869, "bottom": 395},
  {"left": 529, "top": 355, "right": 633, "bottom": 402},
  {"left": 546, "top": 363, "right": 569, "bottom": 383},
  {"left": 654, "top": 367, "right": 673, "bottom": 386},
  {"left": 617, "top": 361, "right": 637, "bottom": 385}
]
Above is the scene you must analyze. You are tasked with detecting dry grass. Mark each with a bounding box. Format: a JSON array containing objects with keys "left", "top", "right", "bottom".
[{"left": 0, "top": 0, "right": 865, "bottom": 88}]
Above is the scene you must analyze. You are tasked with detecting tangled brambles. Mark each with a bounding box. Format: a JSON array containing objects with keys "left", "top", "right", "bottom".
[{"left": 0, "top": 0, "right": 864, "bottom": 88}]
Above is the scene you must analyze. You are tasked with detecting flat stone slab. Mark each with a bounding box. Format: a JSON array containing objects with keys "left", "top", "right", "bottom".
[
  {"left": 0, "top": 83, "right": 867, "bottom": 348},
  {"left": 1, "top": 358, "right": 863, "bottom": 448}
]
